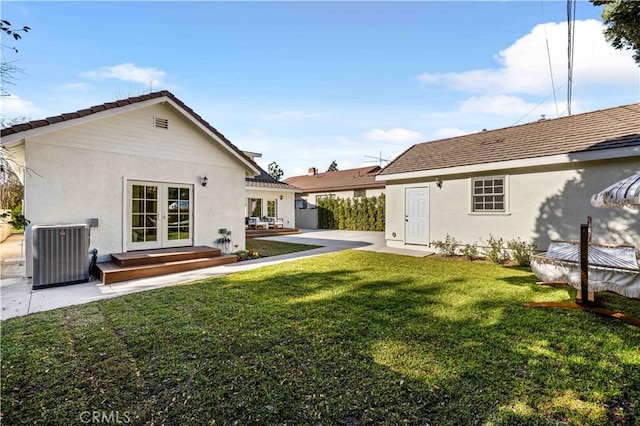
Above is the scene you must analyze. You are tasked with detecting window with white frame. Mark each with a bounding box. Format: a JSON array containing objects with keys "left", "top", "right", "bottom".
[
  {"left": 354, "top": 189, "right": 366, "bottom": 198},
  {"left": 267, "top": 199, "right": 277, "bottom": 217},
  {"left": 472, "top": 177, "right": 505, "bottom": 212},
  {"left": 248, "top": 198, "right": 262, "bottom": 217}
]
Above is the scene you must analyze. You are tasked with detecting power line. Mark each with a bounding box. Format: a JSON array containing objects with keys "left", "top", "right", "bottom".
[
  {"left": 567, "top": 0, "right": 577, "bottom": 116},
  {"left": 540, "top": 1, "right": 559, "bottom": 118}
]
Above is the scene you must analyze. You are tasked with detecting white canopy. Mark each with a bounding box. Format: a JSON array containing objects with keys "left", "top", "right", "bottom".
[{"left": 591, "top": 173, "right": 640, "bottom": 210}]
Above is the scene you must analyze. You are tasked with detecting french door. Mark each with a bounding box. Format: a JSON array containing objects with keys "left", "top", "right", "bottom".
[{"left": 127, "top": 181, "right": 193, "bottom": 250}]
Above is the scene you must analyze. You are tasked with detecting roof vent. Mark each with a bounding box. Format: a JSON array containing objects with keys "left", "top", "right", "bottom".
[{"left": 154, "top": 117, "right": 168, "bottom": 129}]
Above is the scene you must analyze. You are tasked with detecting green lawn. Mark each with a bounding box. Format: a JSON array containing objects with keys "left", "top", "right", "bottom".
[
  {"left": 246, "top": 239, "right": 321, "bottom": 257},
  {"left": 2, "top": 251, "right": 639, "bottom": 425}
]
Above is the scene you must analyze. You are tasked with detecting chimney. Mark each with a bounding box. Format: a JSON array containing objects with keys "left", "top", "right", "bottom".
[{"left": 308, "top": 167, "right": 317, "bottom": 176}]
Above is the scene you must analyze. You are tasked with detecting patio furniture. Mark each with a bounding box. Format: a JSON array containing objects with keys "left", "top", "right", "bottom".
[
  {"left": 268, "top": 217, "right": 284, "bottom": 229},
  {"left": 249, "top": 216, "right": 268, "bottom": 230},
  {"left": 531, "top": 240, "right": 640, "bottom": 299}
]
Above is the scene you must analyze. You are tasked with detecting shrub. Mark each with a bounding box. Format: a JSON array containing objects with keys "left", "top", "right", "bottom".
[
  {"left": 432, "top": 234, "right": 459, "bottom": 257},
  {"left": 461, "top": 243, "right": 480, "bottom": 260},
  {"left": 236, "top": 249, "right": 260, "bottom": 261},
  {"left": 317, "top": 194, "right": 385, "bottom": 232},
  {"left": 484, "top": 234, "right": 509, "bottom": 264},
  {"left": 507, "top": 238, "right": 537, "bottom": 267}
]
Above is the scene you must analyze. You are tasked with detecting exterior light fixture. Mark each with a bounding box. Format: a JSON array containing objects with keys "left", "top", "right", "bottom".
[
  {"left": 201, "top": 176, "right": 208, "bottom": 187},
  {"left": 435, "top": 177, "right": 443, "bottom": 189},
  {"left": 279, "top": 195, "right": 283, "bottom": 200}
]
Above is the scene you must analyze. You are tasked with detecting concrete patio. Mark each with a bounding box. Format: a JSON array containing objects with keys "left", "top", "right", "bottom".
[{"left": 0, "top": 230, "right": 432, "bottom": 320}]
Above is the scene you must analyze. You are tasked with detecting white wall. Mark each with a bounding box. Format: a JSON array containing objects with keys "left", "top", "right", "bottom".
[
  {"left": 245, "top": 189, "right": 296, "bottom": 228},
  {"left": 22, "top": 102, "right": 250, "bottom": 274},
  {"left": 385, "top": 158, "right": 640, "bottom": 251},
  {"left": 301, "top": 187, "right": 385, "bottom": 207}
]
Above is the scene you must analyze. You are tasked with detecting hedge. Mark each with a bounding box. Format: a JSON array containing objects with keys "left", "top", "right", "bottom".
[{"left": 317, "top": 194, "right": 385, "bottom": 231}]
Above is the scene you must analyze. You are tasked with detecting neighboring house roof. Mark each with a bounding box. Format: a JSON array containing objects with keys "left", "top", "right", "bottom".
[
  {"left": 379, "top": 103, "right": 640, "bottom": 177},
  {"left": 0, "top": 90, "right": 261, "bottom": 176},
  {"left": 246, "top": 168, "right": 301, "bottom": 191},
  {"left": 284, "top": 166, "right": 384, "bottom": 193}
]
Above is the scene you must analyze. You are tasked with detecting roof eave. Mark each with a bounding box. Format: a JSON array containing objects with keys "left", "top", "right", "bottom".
[{"left": 378, "top": 145, "right": 640, "bottom": 181}]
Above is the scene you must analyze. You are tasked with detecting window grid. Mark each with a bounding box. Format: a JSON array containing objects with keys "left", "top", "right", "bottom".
[{"left": 472, "top": 177, "right": 505, "bottom": 212}]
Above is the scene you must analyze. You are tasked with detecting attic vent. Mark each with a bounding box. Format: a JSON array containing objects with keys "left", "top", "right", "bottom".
[{"left": 154, "top": 117, "right": 169, "bottom": 129}]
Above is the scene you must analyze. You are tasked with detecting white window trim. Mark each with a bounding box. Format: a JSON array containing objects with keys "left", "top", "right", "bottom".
[{"left": 469, "top": 175, "right": 509, "bottom": 214}]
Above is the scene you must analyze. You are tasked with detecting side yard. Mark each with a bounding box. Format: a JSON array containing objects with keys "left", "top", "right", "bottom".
[{"left": 2, "top": 251, "right": 639, "bottom": 425}]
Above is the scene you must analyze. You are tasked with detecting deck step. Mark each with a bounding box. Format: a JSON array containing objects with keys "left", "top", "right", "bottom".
[
  {"left": 111, "top": 246, "right": 222, "bottom": 267},
  {"left": 97, "top": 255, "right": 238, "bottom": 285}
]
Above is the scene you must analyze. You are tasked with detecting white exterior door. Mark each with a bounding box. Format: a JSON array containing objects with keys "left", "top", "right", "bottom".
[
  {"left": 127, "top": 181, "right": 193, "bottom": 250},
  {"left": 405, "top": 187, "right": 429, "bottom": 245}
]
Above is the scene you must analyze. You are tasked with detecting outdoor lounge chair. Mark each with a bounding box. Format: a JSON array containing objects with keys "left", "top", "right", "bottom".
[
  {"left": 249, "top": 216, "right": 268, "bottom": 229},
  {"left": 268, "top": 217, "right": 284, "bottom": 229},
  {"left": 530, "top": 240, "right": 640, "bottom": 299}
]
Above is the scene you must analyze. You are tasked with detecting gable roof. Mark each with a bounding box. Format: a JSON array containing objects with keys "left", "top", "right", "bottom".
[
  {"left": 246, "top": 168, "right": 301, "bottom": 191},
  {"left": 379, "top": 103, "right": 640, "bottom": 177},
  {"left": 284, "top": 165, "right": 384, "bottom": 193},
  {"left": 0, "top": 90, "right": 261, "bottom": 175}
]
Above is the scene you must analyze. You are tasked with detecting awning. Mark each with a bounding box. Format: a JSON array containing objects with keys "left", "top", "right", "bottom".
[{"left": 591, "top": 172, "right": 640, "bottom": 210}]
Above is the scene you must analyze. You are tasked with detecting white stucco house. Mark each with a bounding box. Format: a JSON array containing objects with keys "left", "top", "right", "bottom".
[
  {"left": 1, "top": 91, "right": 262, "bottom": 277},
  {"left": 243, "top": 151, "right": 301, "bottom": 229},
  {"left": 377, "top": 103, "right": 640, "bottom": 252},
  {"left": 284, "top": 165, "right": 385, "bottom": 229}
]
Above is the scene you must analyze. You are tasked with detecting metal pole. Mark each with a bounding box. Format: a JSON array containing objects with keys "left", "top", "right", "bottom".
[{"left": 579, "top": 223, "right": 589, "bottom": 305}]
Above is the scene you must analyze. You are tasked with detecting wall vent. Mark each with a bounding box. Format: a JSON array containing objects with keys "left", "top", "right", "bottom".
[
  {"left": 32, "top": 224, "right": 90, "bottom": 289},
  {"left": 154, "top": 117, "right": 169, "bottom": 129}
]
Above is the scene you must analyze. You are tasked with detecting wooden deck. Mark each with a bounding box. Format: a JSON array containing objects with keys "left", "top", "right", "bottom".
[
  {"left": 246, "top": 228, "right": 300, "bottom": 239},
  {"left": 97, "top": 246, "right": 237, "bottom": 284}
]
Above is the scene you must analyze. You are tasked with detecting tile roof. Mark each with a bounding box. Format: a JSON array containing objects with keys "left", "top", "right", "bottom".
[
  {"left": 379, "top": 103, "right": 640, "bottom": 176},
  {"left": 0, "top": 90, "right": 260, "bottom": 173},
  {"left": 246, "top": 168, "right": 300, "bottom": 191},
  {"left": 284, "top": 165, "right": 384, "bottom": 193}
]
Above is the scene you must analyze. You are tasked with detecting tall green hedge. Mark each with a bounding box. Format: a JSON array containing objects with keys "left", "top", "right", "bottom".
[{"left": 317, "top": 194, "right": 385, "bottom": 231}]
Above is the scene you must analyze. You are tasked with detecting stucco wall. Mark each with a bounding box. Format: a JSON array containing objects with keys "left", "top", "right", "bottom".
[
  {"left": 245, "top": 189, "right": 296, "bottom": 228},
  {"left": 384, "top": 158, "right": 640, "bottom": 252},
  {"left": 22, "top": 102, "right": 250, "bottom": 275},
  {"left": 301, "top": 187, "right": 385, "bottom": 206}
]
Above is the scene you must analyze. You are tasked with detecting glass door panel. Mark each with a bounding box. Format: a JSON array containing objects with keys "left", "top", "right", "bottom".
[
  {"left": 163, "top": 184, "right": 192, "bottom": 247},
  {"left": 128, "top": 182, "right": 193, "bottom": 250},
  {"left": 129, "top": 183, "right": 160, "bottom": 249}
]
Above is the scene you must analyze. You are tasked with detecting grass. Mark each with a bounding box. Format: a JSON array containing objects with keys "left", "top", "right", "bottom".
[
  {"left": 245, "top": 239, "right": 321, "bottom": 257},
  {"left": 2, "top": 251, "right": 639, "bottom": 425}
]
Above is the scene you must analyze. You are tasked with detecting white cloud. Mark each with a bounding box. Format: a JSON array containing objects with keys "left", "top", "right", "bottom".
[
  {"left": 81, "top": 63, "right": 166, "bottom": 87},
  {"left": 418, "top": 19, "right": 638, "bottom": 96},
  {"left": 363, "top": 127, "right": 423, "bottom": 144},
  {"left": 0, "top": 95, "right": 41, "bottom": 119},
  {"left": 433, "top": 127, "right": 471, "bottom": 139},
  {"left": 54, "top": 82, "right": 92, "bottom": 91}
]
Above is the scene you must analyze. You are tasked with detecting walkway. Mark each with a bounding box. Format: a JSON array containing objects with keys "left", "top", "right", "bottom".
[{"left": 0, "top": 230, "right": 431, "bottom": 320}]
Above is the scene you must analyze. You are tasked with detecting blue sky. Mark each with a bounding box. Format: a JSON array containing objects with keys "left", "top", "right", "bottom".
[{"left": 2, "top": 1, "right": 639, "bottom": 177}]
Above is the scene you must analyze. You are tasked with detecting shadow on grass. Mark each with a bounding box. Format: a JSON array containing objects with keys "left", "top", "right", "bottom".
[{"left": 2, "top": 251, "right": 639, "bottom": 425}]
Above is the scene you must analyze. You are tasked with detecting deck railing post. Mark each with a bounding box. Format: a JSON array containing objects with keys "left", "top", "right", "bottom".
[{"left": 579, "top": 223, "right": 589, "bottom": 305}]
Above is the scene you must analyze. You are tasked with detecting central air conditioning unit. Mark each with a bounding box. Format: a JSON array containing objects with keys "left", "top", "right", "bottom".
[{"left": 32, "top": 224, "right": 90, "bottom": 290}]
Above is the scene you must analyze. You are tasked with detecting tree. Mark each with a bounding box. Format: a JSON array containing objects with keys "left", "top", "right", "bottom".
[
  {"left": 327, "top": 160, "right": 338, "bottom": 172},
  {"left": 591, "top": 0, "right": 640, "bottom": 64},
  {"left": 267, "top": 161, "right": 283, "bottom": 181},
  {"left": 0, "top": 117, "right": 28, "bottom": 211},
  {"left": 0, "top": 20, "right": 30, "bottom": 97}
]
